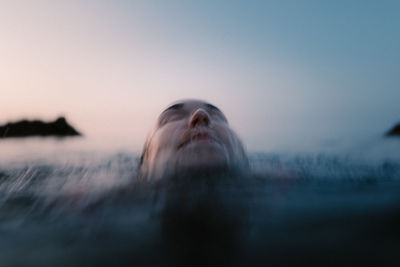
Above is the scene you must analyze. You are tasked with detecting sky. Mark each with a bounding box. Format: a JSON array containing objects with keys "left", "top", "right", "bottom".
[{"left": 1, "top": 0, "right": 399, "bottom": 151}]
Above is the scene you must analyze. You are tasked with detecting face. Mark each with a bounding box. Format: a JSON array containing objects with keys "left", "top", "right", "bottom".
[{"left": 140, "top": 99, "right": 248, "bottom": 179}]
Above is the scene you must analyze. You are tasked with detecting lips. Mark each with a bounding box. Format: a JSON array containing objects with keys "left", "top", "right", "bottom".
[{"left": 177, "top": 131, "right": 217, "bottom": 149}]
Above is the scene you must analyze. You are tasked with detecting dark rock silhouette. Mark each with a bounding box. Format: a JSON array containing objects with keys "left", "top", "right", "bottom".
[
  {"left": 0, "top": 117, "right": 81, "bottom": 138},
  {"left": 386, "top": 123, "right": 400, "bottom": 137}
]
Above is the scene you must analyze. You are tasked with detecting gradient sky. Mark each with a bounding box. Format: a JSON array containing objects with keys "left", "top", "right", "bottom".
[{"left": 1, "top": 0, "right": 399, "bottom": 151}]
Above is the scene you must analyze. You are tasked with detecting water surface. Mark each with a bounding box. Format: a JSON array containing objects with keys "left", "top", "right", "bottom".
[{"left": 1, "top": 137, "right": 399, "bottom": 266}]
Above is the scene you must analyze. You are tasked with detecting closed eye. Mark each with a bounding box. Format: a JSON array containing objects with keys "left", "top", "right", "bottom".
[
  {"left": 205, "top": 103, "right": 220, "bottom": 112},
  {"left": 158, "top": 103, "right": 185, "bottom": 126},
  {"left": 204, "top": 103, "right": 227, "bottom": 122},
  {"left": 158, "top": 111, "right": 186, "bottom": 126}
]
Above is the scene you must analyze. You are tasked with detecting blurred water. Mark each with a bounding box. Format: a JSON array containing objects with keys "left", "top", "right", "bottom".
[{"left": 0, "top": 136, "right": 399, "bottom": 266}]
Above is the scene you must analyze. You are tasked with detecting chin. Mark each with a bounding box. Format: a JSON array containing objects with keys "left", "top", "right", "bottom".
[{"left": 175, "top": 143, "right": 230, "bottom": 172}]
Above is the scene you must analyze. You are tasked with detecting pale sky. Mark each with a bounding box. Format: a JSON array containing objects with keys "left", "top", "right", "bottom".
[{"left": 1, "top": 1, "right": 399, "bottom": 151}]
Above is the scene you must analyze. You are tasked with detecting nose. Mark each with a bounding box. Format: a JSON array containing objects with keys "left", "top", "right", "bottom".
[{"left": 189, "top": 108, "right": 210, "bottom": 128}]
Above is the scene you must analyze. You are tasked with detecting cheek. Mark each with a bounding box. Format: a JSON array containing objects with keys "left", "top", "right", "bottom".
[
  {"left": 151, "top": 124, "right": 184, "bottom": 152},
  {"left": 215, "top": 126, "right": 245, "bottom": 159},
  {"left": 214, "top": 126, "right": 236, "bottom": 149}
]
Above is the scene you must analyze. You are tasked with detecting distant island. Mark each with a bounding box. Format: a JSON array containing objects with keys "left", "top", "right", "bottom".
[
  {"left": 386, "top": 122, "right": 400, "bottom": 137},
  {"left": 0, "top": 117, "right": 81, "bottom": 138}
]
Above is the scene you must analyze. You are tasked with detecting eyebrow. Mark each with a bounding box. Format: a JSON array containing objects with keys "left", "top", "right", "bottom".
[
  {"left": 204, "top": 103, "right": 221, "bottom": 112},
  {"left": 162, "top": 103, "right": 184, "bottom": 113}
]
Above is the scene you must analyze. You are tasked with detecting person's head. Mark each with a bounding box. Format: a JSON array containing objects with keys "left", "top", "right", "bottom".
[{"left": 139, "top": 99, "right": 248, "bottom": 180}]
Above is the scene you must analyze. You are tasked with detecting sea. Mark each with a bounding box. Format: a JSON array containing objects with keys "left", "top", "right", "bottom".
[{"left": 0, "top": 136, "right": 399, "bottom": 266}]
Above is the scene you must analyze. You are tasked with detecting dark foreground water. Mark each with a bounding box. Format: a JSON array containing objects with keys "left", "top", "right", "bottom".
[{"left": 1, "top": 137, "right": 400, "bottom": 266}]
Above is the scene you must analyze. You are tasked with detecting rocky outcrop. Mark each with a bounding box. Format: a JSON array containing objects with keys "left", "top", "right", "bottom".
[
  {"left": 0, "top": 117, "right": 81, "bottom": 138},
  {"left": 386, "top": 123, "right": 400, "bottom": 137}
]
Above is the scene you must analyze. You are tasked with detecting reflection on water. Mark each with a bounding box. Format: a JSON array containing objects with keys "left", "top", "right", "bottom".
[{"left": 0, "top": 137, "right": 400, "bottom": 266}]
